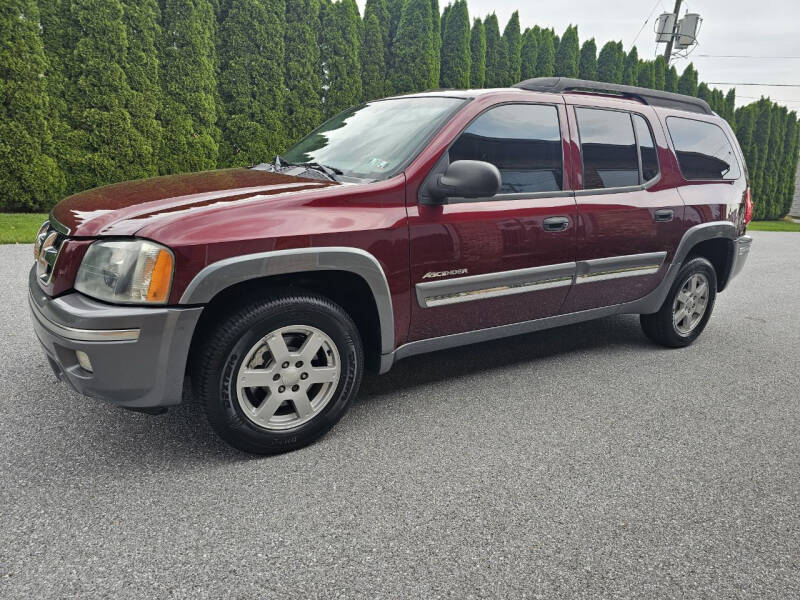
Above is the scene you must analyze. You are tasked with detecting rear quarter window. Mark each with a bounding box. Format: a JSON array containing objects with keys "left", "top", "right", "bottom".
[{"left": 667, "top": 116, "right": 741, "bottom": 181}]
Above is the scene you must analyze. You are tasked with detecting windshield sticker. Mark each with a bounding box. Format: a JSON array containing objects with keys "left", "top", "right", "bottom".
[{"left": 367, "top": 158, "right": 389, "bottom": 170}]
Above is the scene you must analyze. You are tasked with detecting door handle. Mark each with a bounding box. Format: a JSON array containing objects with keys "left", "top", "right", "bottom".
[
  {"left": 654, "top": 209, "right": 673, "bottom": 222},
  {"left": 542, "top": 216, "right": 570, "bottom": 232}
]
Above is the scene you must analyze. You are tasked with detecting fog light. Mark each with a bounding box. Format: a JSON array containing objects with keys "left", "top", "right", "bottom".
[{"left": 75, "top": 350, "right": 93, "bottom": 372}]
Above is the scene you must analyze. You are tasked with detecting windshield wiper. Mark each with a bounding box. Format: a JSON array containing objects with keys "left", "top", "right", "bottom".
[{"left": 274, "top": 156, "right": 342, "bottom": 181}]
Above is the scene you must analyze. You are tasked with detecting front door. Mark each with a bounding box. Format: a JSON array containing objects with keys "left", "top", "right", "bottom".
[
  {"left": 560, "top": 103, "right": 686, "bottom": 313},
  {"left": 407, "top": 102, "right": 577, "bottom": 342}
]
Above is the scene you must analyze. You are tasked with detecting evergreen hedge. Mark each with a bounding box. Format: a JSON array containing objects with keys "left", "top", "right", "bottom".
[{"left": 1, "top": 0, "right": 796, "bottom": 219}]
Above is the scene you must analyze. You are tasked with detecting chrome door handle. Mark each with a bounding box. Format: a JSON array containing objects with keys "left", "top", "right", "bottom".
[
  {"left": 542, "top": 216, "right": 570, "bottom": 232},
  {"left": 654, "top": 209, "right": 673, "bottom": 222}
]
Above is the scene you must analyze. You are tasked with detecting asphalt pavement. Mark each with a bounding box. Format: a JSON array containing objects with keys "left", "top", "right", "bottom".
[{"left": 1, "top": 232, "right": 798, "bottom": 599}]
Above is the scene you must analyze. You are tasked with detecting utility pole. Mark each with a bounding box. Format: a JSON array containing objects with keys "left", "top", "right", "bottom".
[{"left": 663, "top": 0, "right": 683, "bottom": 64}]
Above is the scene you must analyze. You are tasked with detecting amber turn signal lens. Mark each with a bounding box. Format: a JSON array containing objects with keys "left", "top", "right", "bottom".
[{"left": 146, "top": 249, "right": 173, "bottom": 303}]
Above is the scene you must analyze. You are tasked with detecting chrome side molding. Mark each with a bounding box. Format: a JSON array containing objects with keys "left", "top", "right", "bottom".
[{"left": 575, "top": 251, "right": 667, "bottom": 284}]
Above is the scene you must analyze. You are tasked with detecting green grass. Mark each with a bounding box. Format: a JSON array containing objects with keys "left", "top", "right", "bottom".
[
  {"left": 748, "top": 218, "right": 800, "bottom": 232},
  {"left": 0, "top": 213, "right": 49, "bottom": 244}
]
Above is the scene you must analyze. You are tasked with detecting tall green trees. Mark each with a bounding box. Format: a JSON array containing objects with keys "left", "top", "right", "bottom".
[
  {"left": 159, "top": 0, "right": 219, "bottom": 174},
  {"left": 469, "top": 17, "right": 486, "bottom": 88},
  {"left": 320, "top": 0, "right": 361, "bottom": 116},
  {"left": 637, "top": 60, "right": 655, "bottom": 88},
  {"left": 502, "top": 11, "right": 521, "bottom": 85},
  {"left": 217, "top": 0, "right": 285, "bottom": 167},
  {"left": 388, "top": 0, "right": 433, "bottom": 94},
  {"left": 665, "top": 65, "right": 679, "bottom": 92},
  {"left": 70, "top": 0, "right": 150, "bottom": 189},
  {"left": 122, "top": 1, "right": 162, "bottom": 178},
  {"left": 555, "top": 25, "right": 579, "bottom": 78},
  {"left": 429, "top": 0, "right": 441, "bottom": 87},
  {"left": 622, "top": 47, "right": 638, "bottom": 85},
  {"left": 535, "top": 27, "right": 555, "bottom": 78},
  {"left": 361, "top": 12, "right": 387, "bottom": 100},
  {"left": 677, "top": 63, "right": 698, "bottom": 96},
  {"left": 653, "top": 55, "right": 667, "bottom": 90},
  {"left": 483, "top": 13, "right": 502, "bottom": 87},
  {"left": 0, "top": 0, "right": 63, "bottom": 211},
  {"left": 578, "top": 38, "right": 597, "bottom": 80},
  {"left": 286, "top": 0, "right": 322, "bottom": 144},
  {"left": 440, "top": 0, "right": 470, "bottom": 88},
  {"left": 521, "top": 28, "right": 538, "bottom": 80},
  {"left": 597, "top": 41, "right": 623, "bottom": 83}
]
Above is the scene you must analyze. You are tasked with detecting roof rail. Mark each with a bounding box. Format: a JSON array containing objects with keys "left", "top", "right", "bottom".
[{"left": 513, "top": 77, "right": 713, "bottom": 115}]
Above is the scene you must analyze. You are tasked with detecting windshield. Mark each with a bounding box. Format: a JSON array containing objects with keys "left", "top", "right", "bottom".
[{"left": 280, "top": 97, "right": 466, "bottom": 181}]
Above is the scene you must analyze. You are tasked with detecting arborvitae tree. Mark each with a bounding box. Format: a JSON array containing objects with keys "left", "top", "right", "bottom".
[
  {"left": 361, "top": 13, "right": 387, "bottom": 100},
  {"left": 709, "top": 88, "right": 725, "bottom": 115},
  {"left": 483, "top": 13, "right": 502, "bottom": 87},
  {"left": 779, "top": 115, "right": 799, "bottom": 216},
  {"left": 734, "top": 104, "right": 755, "bottom": 177},
  {"left": 750, "top": 99, "right": 772, "bottom": 219},
  {"left": 159, "top": 0, "right": 219, "bottom": 174},
  {"left": 320, "top": 0, "right": 361, "bottom": 116},
  {"left": 0, "top": 0, "right": 64, "bottom": 211},
  {"left": 388, "top": 0, "right": 433, "bottom": 94},
  {"left": 217, "top": 0, "right": 285, "bottom": 167},
  {"left": 440, "top": 3, "right": 451, "bottom": 40},
  {"left": 365, "top": 0, "right": 391, "bottom": 46},
  {"left": 122, "top": 1, "right": 162, "bottom": 177},
  {"left": 502, "top": 11, "right": 521, "bottom": 85},
  {"left": 385, "top": 0, "right": 403, "bottom": 62},
  {"left": 722, "top": 88, "right": 736, "bottom": 124},
  {"left": 579, "top": 38, "right": 597, "bottom": 80},
  {"left": 286, "top": 0, "right": 322, "bottom": 144},
  {"left": 555, "top": 25, "right": 579, "bottom": 78},
  {"left": 677, "top": 63, "right": 698, "bottom": 96},
  {"left": 430, "top": 0, "right": 441, "bottom": 88},
  {"left": 440, "top": 0, "right": 470, "bottom": 88},
  {"left": 535, "top": 27, "right": 555, "bottom": 78},
  {"left": 520, "top": 28, "right": 538, "bottom": 80},
  {"left": 764, "top": 105, "right": 787, "bottom": 216},
  {"left": 696, "top": 82, "right": 711, "bottom": 104},
  {"left": 69, "top": 0, "right": 152, "bottom": 190},
  {"left": 597, "top": 40, "right": 623, "bottom": 83},
  {"left": 469, "top": 17, "right": 486, "bottom": 88},
  {"left": 653, "top": 55, "right": 667, "bottom": 90},
  {"left": 622, "top": 47, "right": 638, "bottom": 86},
  {"left": 637, "top": 61, "right": 655, "bottom": 88},
  {"left": 665, "top": 65, "right": 679, "bottom": 92}
]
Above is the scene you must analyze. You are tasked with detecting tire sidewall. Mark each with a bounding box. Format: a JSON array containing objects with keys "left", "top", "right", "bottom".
[
  {"left": 209, "top": 299, "right": 361, "bottom": 453},
  {"left": 666, "top": 257, "right": 718, "bottom": 343}
]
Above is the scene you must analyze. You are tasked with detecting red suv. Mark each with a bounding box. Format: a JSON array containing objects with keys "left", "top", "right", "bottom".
[{"left": 30, "top": 78, "right": 753, "bottom": 454}]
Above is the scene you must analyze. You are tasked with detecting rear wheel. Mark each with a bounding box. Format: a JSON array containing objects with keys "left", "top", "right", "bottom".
[
  {"left": 192, "top": 293, "right": 363, "bottom": 454},
  {"left": 640, "top": 256, "right": 717, "bottom": 348}
]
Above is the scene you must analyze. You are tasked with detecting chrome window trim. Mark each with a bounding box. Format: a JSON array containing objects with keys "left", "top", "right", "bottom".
[{"left": 28, "top": 294, "right": 141, "bottom": 342}]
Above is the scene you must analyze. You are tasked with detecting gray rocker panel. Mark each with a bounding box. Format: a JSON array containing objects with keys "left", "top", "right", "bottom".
[{"left": 180, "top": 247, "right": 395, "bottom": 354}]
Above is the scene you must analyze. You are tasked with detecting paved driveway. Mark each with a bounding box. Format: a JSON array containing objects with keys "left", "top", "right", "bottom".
[{"left": 2, "top": 232, "right": 798, "bottom": 599}]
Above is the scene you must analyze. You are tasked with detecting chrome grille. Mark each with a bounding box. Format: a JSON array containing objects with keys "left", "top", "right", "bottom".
[{"left": 33, "top": 219, "right": 68, "bottom": 284}]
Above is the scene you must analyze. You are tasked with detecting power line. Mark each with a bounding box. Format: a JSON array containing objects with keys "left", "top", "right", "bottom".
[
  {"left": 705, "top": 82, "right": 800, "bottom": 87},
  {"left": 631, "top": 0, "right": 662, "bottom": 47},
  {"left": 694, "top": 54, "right": 800, "bottom": 59}
]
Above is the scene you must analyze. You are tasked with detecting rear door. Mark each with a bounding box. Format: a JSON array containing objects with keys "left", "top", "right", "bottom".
[
  {"left": 560, "top": 102, "right": 686, "bottom": 313},
  {"left": 407, "top": 101, "right": 577, "bottom": 341}
]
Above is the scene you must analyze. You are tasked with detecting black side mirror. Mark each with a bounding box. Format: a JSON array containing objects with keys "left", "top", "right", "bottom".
[{"left": 428, "top": 160, "right": 502, "bottom": 202}]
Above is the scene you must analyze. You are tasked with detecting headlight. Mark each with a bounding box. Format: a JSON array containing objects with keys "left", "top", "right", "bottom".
[{"left": 75, "top": 239, "right": 174, "bottom": 304}]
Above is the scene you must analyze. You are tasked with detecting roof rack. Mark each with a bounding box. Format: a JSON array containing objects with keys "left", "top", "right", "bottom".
[{"left": 513, "top": 77, "right": 713, "bottom": 115}]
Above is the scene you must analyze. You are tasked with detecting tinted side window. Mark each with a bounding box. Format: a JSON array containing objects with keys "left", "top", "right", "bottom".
[
  {"left": 577, "top": 108, "right": 639, "bottom": 189},
  {"left": 633, "top": 114, "right": 659, "bottom": 181},
  {"left": 450, "top": 104, "right": 562, "bottom": 193},
  {"left": 667, "top": 117, "right": 741, "bottom": 180}
]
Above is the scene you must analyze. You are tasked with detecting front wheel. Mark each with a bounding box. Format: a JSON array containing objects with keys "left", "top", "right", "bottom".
[
  {"left": 191, "top": 293, "right": 363, "bottom": 454},
  {"left": 640, "top": 256, "right": 717, "bottom": 348}
]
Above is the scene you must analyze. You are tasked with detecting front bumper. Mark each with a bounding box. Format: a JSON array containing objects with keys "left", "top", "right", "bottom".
[
  {"left": 28, "top": 267, "right": 203, "bottom": 408},
  {"left": 729, "top": 235, "right": 753, "bottom": 282}
]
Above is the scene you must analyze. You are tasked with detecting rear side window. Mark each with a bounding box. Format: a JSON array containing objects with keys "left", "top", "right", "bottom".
[
  {"left": 667, "top": 117, "right": 741, "bottom": 180},
  {"left": 633, "top": 114, "right": 659, "bottom": 182},
  {"left": 576, "top": 108, "right": 640, "bottom": 189},
  {"left": 450, "top": 104, "right": 563, "bottom": 193}
]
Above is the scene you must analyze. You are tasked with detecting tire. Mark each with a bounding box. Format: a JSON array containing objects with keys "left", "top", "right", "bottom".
[
  {"left": 640, "top": 256, "right": 717, "bottom": 348},
  {"left": 191, "top": 292, "right": 363, "bottom": 454}
]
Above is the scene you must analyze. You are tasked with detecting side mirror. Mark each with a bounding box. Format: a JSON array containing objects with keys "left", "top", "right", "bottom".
[{"left": 429, "top": 160, "right": 502, "bottom": 202}]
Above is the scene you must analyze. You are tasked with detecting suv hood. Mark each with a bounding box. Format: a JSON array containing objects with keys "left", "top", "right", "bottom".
[{"left": 52, "top": 168, "right": 337, "bottom": 237}]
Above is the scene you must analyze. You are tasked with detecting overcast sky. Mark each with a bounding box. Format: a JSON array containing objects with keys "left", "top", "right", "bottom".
[{"left": 357, "top": 0, "right": 800, "bottom": 111}]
